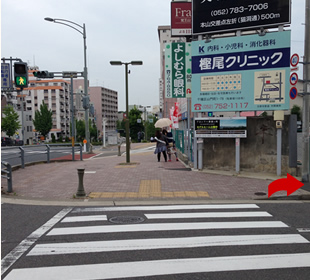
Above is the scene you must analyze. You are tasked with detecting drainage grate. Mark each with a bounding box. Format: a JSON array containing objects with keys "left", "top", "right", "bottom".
[
  {"left": 109, "top": 216, "right": 145, "bottom": 224},
  {"left": 255, "top": 192, "right": 267, "bottom": 196},
  {"left": 165, "top": 168, "right": 192, "bottom": 171}
]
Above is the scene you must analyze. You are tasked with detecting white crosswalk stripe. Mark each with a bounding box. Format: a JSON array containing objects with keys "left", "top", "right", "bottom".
[
  {"left": 47, "top": 221, "right": 289, "bottom": 236},
  {"left": 28, "top": 234, "right": 308, "bottom": 256},
  {"left": 4, "top": 253, "right": 310, "bottom": 280},
  {"left": 3, "top": 204, "right": 310, "bottom": 279},
  {"left": 72, "top": 203, "right": 260, "bottom": 212}
]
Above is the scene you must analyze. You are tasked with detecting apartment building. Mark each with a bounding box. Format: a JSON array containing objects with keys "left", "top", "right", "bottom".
[
  {"left": 2, "top": 67, "right": 71, "bottom": 143},
  {"left": 90, "top": 86, "right": 118, "bottom": 133},
  {"left": 73, "top": 79, "right": 118, "bottom": 136},
  {"left": 27, "top": 69, "right": 71, "bottom": 141}
]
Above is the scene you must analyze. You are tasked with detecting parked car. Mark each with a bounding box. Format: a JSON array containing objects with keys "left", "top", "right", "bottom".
[
  {"left": 13, "top": 139, "right": 24, "bottom": 146},
  {"left": 1, "top": 137, "right": 14, "bottom": 146}
]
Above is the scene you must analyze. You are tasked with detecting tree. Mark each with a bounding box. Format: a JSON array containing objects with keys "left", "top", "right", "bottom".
[
  {"left": 116, "top": 119, "right": 126, "bottom": 137},
  {"left": 1, "top": 105, "right": 21, "bottom": 137},
  {"left": 76, "top": 119, "right": 85, "bottom": 142},
  {"left": 291, "top": 105, "right": 301, "bottom": 121},
  {"left": 32, "top": 101, "right": 52, "bottom": 138},
  {"left": 90, "top": 120, "right": 97, "bottom": 141},
  {"left": 145, "top": 115, "right": 157, "bottom": 140},
  {"left": 128, "top": 107, "right": 144, "bottom": 142}
]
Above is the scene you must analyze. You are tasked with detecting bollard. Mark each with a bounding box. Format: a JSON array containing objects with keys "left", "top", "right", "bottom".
[
  {"left": 47, "top": 145, "right": 50, "bottom": 163},
  {"left": 118, "top": 144, "right": 121, "bottom": 156},
  {"left": 19, "top": 147, "right": 25, "bottom": 169},
  {"left": 7, "top": 163, "right": 12, "bottom": 193},
  {"left": 76, "top": 168, "right": 86, "bottom": 197}
]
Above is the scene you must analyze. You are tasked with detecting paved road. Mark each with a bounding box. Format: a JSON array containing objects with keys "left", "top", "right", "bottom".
[
  {"left": 1, "top": 145, "right": 82, "bottom": 167},
  {"left": 2, "top": 202, "right": 310, "bottom": 279}
]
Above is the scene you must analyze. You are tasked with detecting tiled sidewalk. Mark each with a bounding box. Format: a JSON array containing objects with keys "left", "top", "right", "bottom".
[{"left": 2, "top": 144, "right": 309, "bottom": 202}]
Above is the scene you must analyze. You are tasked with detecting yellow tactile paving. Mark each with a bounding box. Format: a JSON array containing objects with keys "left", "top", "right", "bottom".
[
  {"left": 197, "top": 191, "right": 210, "bottom": 197},
  {"left": 162, "top": 192, "right": 174, "bottom": 197},
  {"left": 126, "top": 192, "right": 138, "bottom": 198},
  {"left": 114, "top": 165, "right": 137, "bottom": 168},
  {"left": 88, "top": 191, "right": 210, "bottom": 198},
  {"left": 113, "top": 192, "right": 126, "bottom": 198},
  {"left": 139, "top": 180, "right": 161, "bottom": 194},
  {"left": 149, "top": 192, "right": 162, "bottom": 198},
  {"left": 88, "top": 192, "right": 101, "bottom": 198},
  {"left": 138, "top": 193, "right": 150, "bottom": 198},
  {"left": 88, "top": 179, "right": 210, "bottom": 199},
  {"left": 100, "top": 192, "right": 114, "bottom": 198},
  {"left": 185, "top": 191, "right": 198, "bottom": 197},
  {"left": 173, "top": 191, "right": 186, "bottom": 197}
]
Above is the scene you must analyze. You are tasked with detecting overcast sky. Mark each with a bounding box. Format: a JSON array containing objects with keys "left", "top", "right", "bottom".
[{"left": 1, "top": 0, "right": 306, "bottom": 111}]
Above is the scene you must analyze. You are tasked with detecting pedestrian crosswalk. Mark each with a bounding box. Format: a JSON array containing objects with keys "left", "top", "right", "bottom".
[{"left": 3, "top": 204, "right": 310, "bottom": 279}]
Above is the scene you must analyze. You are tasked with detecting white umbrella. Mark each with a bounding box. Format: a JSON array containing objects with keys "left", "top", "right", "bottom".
[{"left": 155, "top": 118, "right": 172, "bottom": 128}]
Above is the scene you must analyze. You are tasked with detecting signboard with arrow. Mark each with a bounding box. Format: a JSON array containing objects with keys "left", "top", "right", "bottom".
[{"left": 268, "top": 174, "right": 304, "bottom": 198}]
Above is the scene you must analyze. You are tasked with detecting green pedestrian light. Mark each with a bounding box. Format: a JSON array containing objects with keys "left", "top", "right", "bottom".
[
  {"left": 15, "top": 76, "right": 27, "bottom": 86},
  {"left": 14, "top": 62, "right": 28, "bottom": 88}
]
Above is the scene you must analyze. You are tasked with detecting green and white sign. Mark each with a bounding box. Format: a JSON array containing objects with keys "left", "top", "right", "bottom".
[
  {"left": 165, "top": 42, "right": 191, "bottom": 98},
  {"left": 191, "top": 31, "right": 291, "bottom": 112}
]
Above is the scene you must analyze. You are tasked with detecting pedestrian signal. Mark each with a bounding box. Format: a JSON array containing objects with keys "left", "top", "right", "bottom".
[{"left": 14, "top": 62, "right": 28, "bottom": 88}]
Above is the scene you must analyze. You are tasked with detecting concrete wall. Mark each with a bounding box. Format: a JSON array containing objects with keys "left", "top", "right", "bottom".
[{"left": 202, "top": 116, "right": 294, "bottom": 175}]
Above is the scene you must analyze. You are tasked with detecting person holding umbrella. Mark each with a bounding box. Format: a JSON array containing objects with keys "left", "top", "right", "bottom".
[
  {"left": 154, "top": 130, "right": 168, "bottom": 162},
  {"left": 154, "top": 118, "right": 172, "bottom": 128},
  {"left": 163, "top": 129, "right": 179, "bottom": 162}
]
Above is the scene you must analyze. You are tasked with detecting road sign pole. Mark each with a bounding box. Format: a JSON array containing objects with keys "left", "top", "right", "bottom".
[
  {"left": 302, "top": 0, "right": 310, "bottom": 182},
  {"left": 70, "top": 76, "right": 75, "bottom": 161}
]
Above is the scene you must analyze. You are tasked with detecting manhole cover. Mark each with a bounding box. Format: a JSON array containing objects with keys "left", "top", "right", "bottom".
[
  {"left": 109, "top": 216, "right": 145, "bottom": 224},
  {"left": 255, "top": 192, "right": 267, "bottom": 196}
]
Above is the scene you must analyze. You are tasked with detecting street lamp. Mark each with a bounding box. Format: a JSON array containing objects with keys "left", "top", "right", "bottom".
[
  {"left": 44, "top": 17, "right": 90, "bottom": 152},
  {"left": 110, "top": 61, "right": 143, "bottom": 163}
]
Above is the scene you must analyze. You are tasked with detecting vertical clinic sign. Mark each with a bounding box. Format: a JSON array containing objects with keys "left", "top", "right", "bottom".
[
  {"left": 171, "top": 2, "right": 192, "bottom": 37},
  {"left": 165, "top": 42, "right": 192, "bottom": 98},
  {"left": 191, "top": 31, "right": 291, "bottom": 112}
]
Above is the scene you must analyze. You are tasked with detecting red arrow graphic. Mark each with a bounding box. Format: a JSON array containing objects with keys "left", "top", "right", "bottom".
[{"left": 268, "top": 173, "right": 304, "bottom": 198}]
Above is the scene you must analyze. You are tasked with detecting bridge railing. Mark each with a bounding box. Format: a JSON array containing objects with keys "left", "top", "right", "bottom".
[
  {"left": 1, "top": 161, "right": 12, "bottom": 193},
  {"left": 1, "top": 143, "right": 83, "bottom": 169}
]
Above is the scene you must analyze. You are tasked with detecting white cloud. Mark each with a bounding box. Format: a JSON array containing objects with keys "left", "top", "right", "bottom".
[{"left": 1, "top": 0, "right": 306, "bottom": 110}]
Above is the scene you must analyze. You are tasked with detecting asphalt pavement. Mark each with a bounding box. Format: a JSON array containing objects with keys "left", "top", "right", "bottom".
[{"left": 1, "top": 142, "right": 310, "bottom": 204}]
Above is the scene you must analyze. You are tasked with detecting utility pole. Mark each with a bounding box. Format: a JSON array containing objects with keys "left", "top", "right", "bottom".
[{"left": 302, "top": 0, "right": 310, "bottom": 182}]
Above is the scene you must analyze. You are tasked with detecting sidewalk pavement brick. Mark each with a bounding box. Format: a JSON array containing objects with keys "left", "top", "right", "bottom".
[{"left": 2, "top": 143, "right": 310, "bottom": 202}]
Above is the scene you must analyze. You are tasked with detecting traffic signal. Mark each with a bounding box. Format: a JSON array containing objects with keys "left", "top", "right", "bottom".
[
  {"left": 14, "top": 62, "right": 28, "bottom": 88},
  {"left": 89, "top": 104, "right": 95, "bottom": 115},
  {"left": 82, "top": 96, "right": 89, "bottom": 109},
  {"left": 33, "top": 71, "right": 54, "bottom": 78}
]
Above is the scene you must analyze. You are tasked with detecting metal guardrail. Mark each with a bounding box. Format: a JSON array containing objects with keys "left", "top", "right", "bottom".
[
  {"left": 1, "top": 161, "right": 12, "bottom": 193},
  {"left": 1, "top": 143, "right": 83, "bottom": 169}
]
